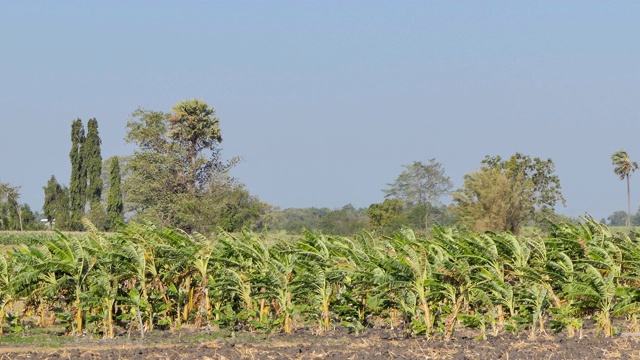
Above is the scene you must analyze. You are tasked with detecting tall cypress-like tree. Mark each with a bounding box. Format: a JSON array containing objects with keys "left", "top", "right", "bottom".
[
  {"left": 69, "top": 119, "right": 86, "bottom": 230},
  {"left": 106, "top": 157, "right": 124, "bottom": 230},
  {"left": 85, "top": 118, "right": 106, "bottom": 228},
  {"left": 85, "top": 118, "right": 103, "bottom": 206}
]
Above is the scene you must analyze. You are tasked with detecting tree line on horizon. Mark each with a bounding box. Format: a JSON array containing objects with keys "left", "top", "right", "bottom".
[{"left": 0, "top": 100, "right": 637, "bottom": 235}]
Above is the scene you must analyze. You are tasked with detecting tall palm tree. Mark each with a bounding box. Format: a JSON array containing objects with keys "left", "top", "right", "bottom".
[{"left": 611, "top": 150, "right": 638, "bottom": 229}]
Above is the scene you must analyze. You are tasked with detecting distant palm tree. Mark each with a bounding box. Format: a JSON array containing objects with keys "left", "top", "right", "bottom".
[{"left": 611, "top": 149, "right": 638, "bottom": 229}]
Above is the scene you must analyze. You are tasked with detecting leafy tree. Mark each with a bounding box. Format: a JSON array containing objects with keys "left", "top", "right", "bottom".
[
  {"left": 123, "top": 102, "right": 254, "bottom": 233},
  {"left": 43, "top": 175, "right": 71, "bottom": 230},
  {"left": 366, "top": 199, "right": 404, "bottom": 231},
  {"left": 123, "top": 109, "right": 175, "bottom": 218},
  {"left": 17, "top": 204, "right": 42, "bottom": 230},
  {"left": 383, "top": 159, "right": 453, "bottom": 229},
  {"left": 43, "top": 175, "right": 58, "bottom": 226},
  {"left": 611, "top": 149, "right": 638, "bottom": 229},
  {"left": 69, "top": 119, "right": 87, "bottom": 230},
  {"left": 0, "top": 182, "right": 23, "bottom": 231},
  {"left": 106, "top": 156, "right": 124, "bottom": 230},
  {"left": 607, "top": 210, "right": 628, "bottom": 227},
  {"left": 181, "top": 180, "right": 269, "bottom": 232},
  {"left": 486, "top": 153, "right": 564, "bottom": 231},
  {"left": 124, "top": 108, "right": 200, "bottom": 229},
  {"left": 85, "top": 118, "right": 105, "bottom": 228},
  {"left": 213, "top": 185, "right": 270, "bottom": 232},
  {"left": 453, "top": 153, "right": 565, "bottom": 233},
  {"left": 453, "top": 168, "right": 511, "bottom": 232}
]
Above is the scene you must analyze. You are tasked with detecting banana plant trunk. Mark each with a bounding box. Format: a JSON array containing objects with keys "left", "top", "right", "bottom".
[
  {"left": 259, "top": 298, "right": 266, "bottom": 324},
  {"left": 74, "top": 282, "right": 85, "bottom": 335},
  {"left": 319, "top": 282, "right": 332, "bottom": 331},
  {"left": 39, "top": 299, "right": 47, "bottom": 328},
  {"left": 421, "top": 301, "right": 432, "bottom": 337},
  {"left": 0, "top": 304, "right": 6, "bottom": 336},
  {"left": 75, "top": 296, "right": 83, "bottom": 335},
  {"left": 278, "top": 289, "right": 293, "bottom": 334},
  {"left": 104, "top": 297, "right": 115, "bottom": 339},
  {"left": 444, "top": 297, "right": 464, "bottom": 340},
  {"left": 416, "top": 281, "right": 432, "bottom": 336}
]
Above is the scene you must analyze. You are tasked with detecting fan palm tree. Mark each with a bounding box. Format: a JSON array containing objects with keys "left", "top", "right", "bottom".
[{"left": 612, "top": 149, "right": 638, "bottom": 229}]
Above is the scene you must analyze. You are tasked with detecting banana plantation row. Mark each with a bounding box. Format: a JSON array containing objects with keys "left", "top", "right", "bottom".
[{"left": 1, "top": 217, "right": 639, "bottom": 339}]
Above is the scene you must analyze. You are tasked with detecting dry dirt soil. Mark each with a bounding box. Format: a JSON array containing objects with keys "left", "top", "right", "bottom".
[{"left": 1, "top": 327, "right": 640, "bottom": 360}]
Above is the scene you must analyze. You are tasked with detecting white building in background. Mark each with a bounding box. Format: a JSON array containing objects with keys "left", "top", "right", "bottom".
[{"left": 40, "top": 218, "right": 55, "bottom": 229}]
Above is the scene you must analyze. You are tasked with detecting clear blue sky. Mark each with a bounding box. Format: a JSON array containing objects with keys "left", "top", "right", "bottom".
[{"left": 1, "top": 1, "right": 638, "bottom": 221}]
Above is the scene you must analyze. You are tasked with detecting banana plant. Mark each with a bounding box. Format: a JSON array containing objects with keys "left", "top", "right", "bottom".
[
  {"left": 214, "top": 230, "right": 275, "bottom": 330},
  {"left": 82, "top": 219, "right": 125, "bottom": 338},
  {"left": 10, "top": 243, "right": 61, "bottom": 331},
  {"left": 31, "top": 231, "right": 101, "bottom": 335},
  {"left": 564, "top": 263, "right": 620, "bottom": 337},
  {"left": 379, "top": 228, "right": 437, "bottom": 337},
  {"left": 266, "top": 245, "right": 296, "bottom": 333},
  {"left": 0, "top": 254, "right": 15, "bottom": 335},
  {"left": 191, "top": 233, "right": 215, "bottom": 327},
  {"left": 294, "top": 232, "right": 338, "bottom": 332},
  {"left": 432, "top": 240, "right": 483, "bottom": 339},
  {"left": 329, "top": 234, "right": 380, "bottom": 331},
  {"left": 522, "top": 283, "right": 549, "bottom": 338}
]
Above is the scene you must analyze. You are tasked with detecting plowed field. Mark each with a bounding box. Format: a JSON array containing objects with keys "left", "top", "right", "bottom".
[{"left": 1, "top": 327, "right": 639, "bottom": 359}]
